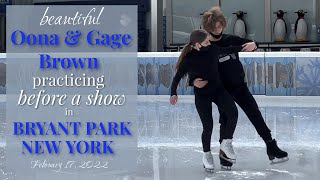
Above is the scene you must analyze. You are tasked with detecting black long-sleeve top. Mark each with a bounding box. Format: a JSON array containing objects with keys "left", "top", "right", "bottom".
[
  {"left": 170, "top": 44, "right": 243, "bottom": 96},
  {"left": 188, "top": 34, "right": 259, "bottom": 89}
]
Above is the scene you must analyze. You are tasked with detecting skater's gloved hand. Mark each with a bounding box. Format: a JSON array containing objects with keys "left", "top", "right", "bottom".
[
  {"left": 170, "top": 95, "right": 178, "bottom": 105},
  {"left": 241, "top": 42, "right": 257, "bottom": 52},
  {"left": 193, "top": 78, "right": 208, "bottom": 88}
]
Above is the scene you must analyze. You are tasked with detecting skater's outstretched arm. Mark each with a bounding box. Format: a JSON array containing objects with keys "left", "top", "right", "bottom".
[
  {"left": 224, "top": 35, "right": 259, "bottom": 51},
  {"left": 211, "top": 44, "right": 243, "bottom": 55}
]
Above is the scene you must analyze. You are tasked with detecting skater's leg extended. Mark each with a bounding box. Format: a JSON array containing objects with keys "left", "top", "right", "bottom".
[
  {"left": 213, "top": 88, "right": 238, "bottom": 163},
  {"left": 231, "top": 84, "right": 272, "bottom": 143},
  {"left": 231, "top": 84, "right": 288, "bottom": 163},
  {"left": 195, "top": 95, "right": 215, "bottom": 171}
]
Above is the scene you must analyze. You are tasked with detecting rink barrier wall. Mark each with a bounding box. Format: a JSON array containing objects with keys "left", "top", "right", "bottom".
[
  {"left": 137, "top": 52, "right": 320, "bottom": 96},
  {"left": 0, "top": 52, "right": 320, "bottom": 96}
]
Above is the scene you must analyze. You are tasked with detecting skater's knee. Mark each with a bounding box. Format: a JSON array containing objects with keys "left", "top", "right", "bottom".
[
  {"left": 221, "top": 103, "right": 238, "bottom": 117},
  {"left": 219, "top": 113, "right": 227, "bottom": 124},
  {"left": 226, "top": 115, "right": 238, "bottom": 126}
]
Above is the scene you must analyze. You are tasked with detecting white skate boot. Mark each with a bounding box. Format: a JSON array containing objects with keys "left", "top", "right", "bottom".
[
  {"left": 220, "top": 139, "right": 236, "bottom": 164},
  {"left": 203, "top": 151, "right": 215, "bottom": 172}
]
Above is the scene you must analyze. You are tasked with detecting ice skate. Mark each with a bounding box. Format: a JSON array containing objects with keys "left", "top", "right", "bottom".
[
  {"left": 267, "top": 139, "right": 289, "bottom": 165},
  {"left": 219, "top": 153, "right": 233, "bottom": 170},
  {"left": 219, "top": 139, "right": 236, "bottom": 164},
  {"left": 203, "top": 151, "right": 215, "bottom": 172}
]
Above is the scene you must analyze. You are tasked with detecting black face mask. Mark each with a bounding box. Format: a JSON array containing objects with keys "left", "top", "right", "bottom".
[{"left": 210, "top": 32, "right": 223, "bottom": 39}]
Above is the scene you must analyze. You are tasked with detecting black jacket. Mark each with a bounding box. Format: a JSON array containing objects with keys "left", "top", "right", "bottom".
[
  {"left": 188, "top": 34, "right": 258, "bottom": 89},
  {"left": 171, "top": 44, "right": 242, "bottom": 96}
]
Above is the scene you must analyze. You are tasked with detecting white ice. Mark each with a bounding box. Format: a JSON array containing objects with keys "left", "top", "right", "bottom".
[
  {"left": 136, "top": 95, "right": 320, "bottom": 180},
  {"left": 0, "top": 95, "right": 320, "bottom": 180}
]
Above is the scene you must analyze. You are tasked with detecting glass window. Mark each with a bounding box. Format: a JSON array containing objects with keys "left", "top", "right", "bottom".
[
  {"left": 172, "top": 0, "right": 219, "bottom": 44},
  {"left": 271, "top": 0, "right": 317, "bottom": 42},
  {"left": 220, "top": 0, "right": 265, "bottom": 42}
]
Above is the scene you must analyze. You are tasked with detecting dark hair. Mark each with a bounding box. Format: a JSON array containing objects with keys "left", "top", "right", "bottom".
[
  {"left": 176, "top": 29, "right": 208, "bottom": 72},
  {"left": 202, "top": 6, "right": 226, "bottom": 33}
]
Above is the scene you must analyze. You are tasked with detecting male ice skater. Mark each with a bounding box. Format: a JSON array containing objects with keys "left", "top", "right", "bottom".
[{"left": 189, "top": 6, "right": 289, "bottom": 170}]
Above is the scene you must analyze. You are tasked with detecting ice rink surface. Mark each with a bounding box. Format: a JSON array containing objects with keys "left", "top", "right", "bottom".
[{"left": 0, "top": 95, "right": 320, "bottom": 180}]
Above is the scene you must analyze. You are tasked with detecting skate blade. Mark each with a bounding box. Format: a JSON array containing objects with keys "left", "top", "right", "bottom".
[
  {"left": 221, "top": 165, "right": 232, "bottom": 171},
  {"left": 219, "top": 154, "right": 236, "bottom": 164},
  {"left": 270, "top": 157, "right": 289, "bottom": 165},
  {"left": 204, "top": 168, "right": 215, "bottom": 173},
  {"left": 203, "top": 165, "right": 215, "bottom": 172}
]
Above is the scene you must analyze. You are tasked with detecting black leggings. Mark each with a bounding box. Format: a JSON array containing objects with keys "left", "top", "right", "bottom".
[
  {"left": 219, "top": 83, "right": 272, "bottom": 144},
  {"left": 195, "top": 87, "right": 238, "bottom": 152}
]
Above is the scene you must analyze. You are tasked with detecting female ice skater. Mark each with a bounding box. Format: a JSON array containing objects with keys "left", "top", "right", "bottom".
[
  {"left": 170, "top": 29, "right": 246, "bottom": 172},
  {"left": 189, "top": 7, "right": 289, "bottom": 170}
]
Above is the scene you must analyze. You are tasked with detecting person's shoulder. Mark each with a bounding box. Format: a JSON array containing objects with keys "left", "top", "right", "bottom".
[
  {"left": 184, "top": 50, "right": 197, "bottom": 62},
  {"left": 185, "top": 50, "right": 195, "bottom": 57},
  {"left": 208, "top": 44, "right": 220, "bottom": 50},
  {"left": 222, "top": 34, "right": 237, "bottom": 40}
]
